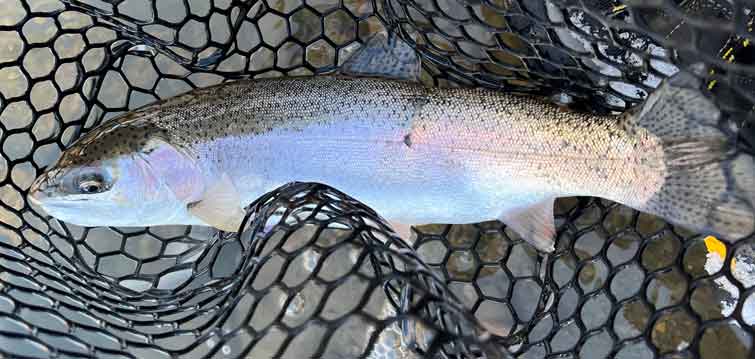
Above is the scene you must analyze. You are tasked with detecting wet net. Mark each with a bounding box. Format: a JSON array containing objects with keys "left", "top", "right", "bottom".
[{"left": 0, "top": 0, "right": 752, "bottom": 358}]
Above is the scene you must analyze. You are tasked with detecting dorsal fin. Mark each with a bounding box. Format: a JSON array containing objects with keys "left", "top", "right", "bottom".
[{"left": 339, "top": 33, "right": 421, "bottom": 82}]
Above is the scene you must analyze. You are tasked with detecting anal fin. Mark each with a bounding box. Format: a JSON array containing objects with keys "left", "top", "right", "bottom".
[
  {"left": 187, "top": 173, "right": 246, "bottom": 232},
  {"left": 499, "top": 198, "right": 557, "bottom": 252}
]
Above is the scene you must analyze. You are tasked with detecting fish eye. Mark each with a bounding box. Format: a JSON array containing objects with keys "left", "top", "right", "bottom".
[{"left": 76, "top": 173, "right": 107, "bottom": 194}]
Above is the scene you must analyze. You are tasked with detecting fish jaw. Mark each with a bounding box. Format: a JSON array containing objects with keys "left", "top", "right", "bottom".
[{"left": 32, "top": 193, "right": 203, "bottom": 228}]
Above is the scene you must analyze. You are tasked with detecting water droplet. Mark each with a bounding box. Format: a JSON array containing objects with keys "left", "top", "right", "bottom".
[{"left": 286, "top": 292, "right": 306, "bottom": 316}]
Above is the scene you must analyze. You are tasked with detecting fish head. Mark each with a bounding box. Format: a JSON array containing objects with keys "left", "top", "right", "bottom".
[{"left": 28, "top": 120, "right": 202, "bottom": 227}]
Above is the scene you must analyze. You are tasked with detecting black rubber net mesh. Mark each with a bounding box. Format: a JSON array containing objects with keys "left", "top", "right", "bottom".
[{"left": 0, "top": 0, "right": 753, "bottom": 358}]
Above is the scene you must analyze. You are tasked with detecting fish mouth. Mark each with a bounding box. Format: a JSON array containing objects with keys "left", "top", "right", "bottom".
[
  {"left": 28, "top": 169, "right": 71, "bottom": 206},
  {"left": 28, "top": 177, "right": 49, "bottom": 207},
  {"left": 30, "top": 170, "right": 55, "bottom": 193}
]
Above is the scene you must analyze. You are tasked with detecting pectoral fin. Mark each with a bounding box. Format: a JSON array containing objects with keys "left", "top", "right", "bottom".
[
  {"left": 499, "top": 198, "right": 557, "bottom": 252},
  {"left": 187, "top": 174, "right": 246, "bottom": 232}
]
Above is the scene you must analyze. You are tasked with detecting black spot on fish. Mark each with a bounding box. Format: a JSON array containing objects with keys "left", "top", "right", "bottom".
[{"left": 403, "top": 133, "right": 412, "bottom": 148}]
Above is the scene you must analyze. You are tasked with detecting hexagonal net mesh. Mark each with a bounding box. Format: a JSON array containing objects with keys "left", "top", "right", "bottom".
[{"left": 0, "top": 0, "right": 752, "bottom": 358}]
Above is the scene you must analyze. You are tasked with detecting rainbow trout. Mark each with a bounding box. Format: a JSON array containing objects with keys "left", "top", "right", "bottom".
[{"left": 28, "top": 36, "right": 755, "bottom": 251}]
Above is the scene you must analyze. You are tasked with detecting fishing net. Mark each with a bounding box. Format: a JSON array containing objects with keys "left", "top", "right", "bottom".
[{"left": 0, "top": 0, "right": 752, "bottom": 358}]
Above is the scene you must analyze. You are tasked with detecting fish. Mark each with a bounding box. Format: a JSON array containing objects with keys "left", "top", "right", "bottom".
[{"left": 28, "top": 34, "right": 755, "bottom": 252}]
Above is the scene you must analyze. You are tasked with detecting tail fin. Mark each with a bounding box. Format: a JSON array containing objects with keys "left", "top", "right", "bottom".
[{"left": 633, "top": 70, "right": 755, "bottom": 242}]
